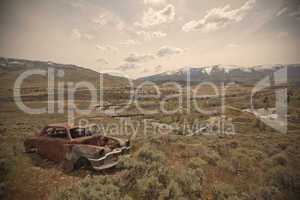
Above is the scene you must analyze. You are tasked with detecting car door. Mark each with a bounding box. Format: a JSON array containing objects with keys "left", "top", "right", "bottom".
[{"left": 37, "top": 127, "right": 70, "bottom": 162}]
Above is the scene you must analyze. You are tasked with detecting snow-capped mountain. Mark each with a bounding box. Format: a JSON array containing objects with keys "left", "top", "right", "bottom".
[{"left": 138, "top": 64, "right": 300, "bottom": 85}]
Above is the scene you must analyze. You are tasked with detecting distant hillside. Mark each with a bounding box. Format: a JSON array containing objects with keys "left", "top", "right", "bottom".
[
  {"left": 138, "top": 64, "right": 300, "bottom": 85},
  {"left": 0, "top": 57, "right": 129, "bottom": 97}
]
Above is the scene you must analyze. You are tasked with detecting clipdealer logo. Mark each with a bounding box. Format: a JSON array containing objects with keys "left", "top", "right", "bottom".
[{"left": 250, "top": 67, "right": 288, "bottom": 133}]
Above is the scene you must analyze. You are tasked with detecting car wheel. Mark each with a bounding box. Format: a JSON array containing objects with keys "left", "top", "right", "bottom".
[{"left": 74, "top": 157, "right": 91, "bottom": 170}]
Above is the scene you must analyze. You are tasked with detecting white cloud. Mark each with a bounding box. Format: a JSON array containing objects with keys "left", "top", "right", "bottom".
[
  {"left": 152, "top": 31, "right": 167, "bottom": 38},
  {"left": 68, "top": 0, "right": 85, "bottom": 9},
  {"left": 276, "top": 7, "right": 288, "bottom": 17},
  {"left": 118, "top": 62, "right": 140, "bottom": 71},
  {"left": 119, "top": 39, "right": 141, "bottom": 46},
  {"left": 123, "top": 45, "right": 184, "bottom": 64},
  {"left": 135, "top": 4, "right": 176, "bottom": 28},
  {"left": 96, "top": 45, "right": 119, "bottom": 52},
  {"left": 92, "top": 12, "right": 125, "bottom": 30},
  {"left": 136, "top": 30, "right": 167, "bottom": 40},
  {"left": 71, "top": 29, "right": 94, "bottom": 40},
  {"left": 182, "top": 0, "right": 256, "bottom": 32},
  {"left": 289, "top": 6, "right": 300, "bottom": 20},
  {"left": 157, "top": 46, "right": 184, "bottom": 57},
  {"left": 144, "top": 0, "right": 166, "bottom": 6},
  {"left": 92, "top": 14, "right": 108, "bottom": 26},
  {"left": 125, "top": 53, "right": 155, "bottom": 63},
  {"left": 83, "top": 33, "right": 94, "bottom": 40},
  {"left": 96, "top": 58, "right": 109, "bottom": 64},
  {"left": 277, "top": 32, "right": 289, "bottom": 39},
  {"left": 71, "top": 29, "right": 81, "bottom": 39}
]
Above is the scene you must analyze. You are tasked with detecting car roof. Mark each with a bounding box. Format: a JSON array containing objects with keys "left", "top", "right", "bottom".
[
  {"left": 47, "top": 123, "right": 78, "bottom": 129},
  {"left": 47, "top": 123, "right": 100, "bottom": 130}
]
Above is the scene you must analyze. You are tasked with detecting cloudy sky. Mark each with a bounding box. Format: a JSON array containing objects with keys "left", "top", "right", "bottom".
[{"left": 1, "top": 0, "right": 300, "bottom": 78}]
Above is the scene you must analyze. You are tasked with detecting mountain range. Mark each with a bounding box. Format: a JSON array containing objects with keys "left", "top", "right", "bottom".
[
  {"left": 138, "top": 64, "right": 300, "bottom": 85},
  {"left": 1, "top": 58, "right": 300, "bottom": 90}
]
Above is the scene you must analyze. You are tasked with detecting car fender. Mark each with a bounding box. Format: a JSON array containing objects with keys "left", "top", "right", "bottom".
[{"left": 65, "top": 144, "right": 105, "bottom": 164}]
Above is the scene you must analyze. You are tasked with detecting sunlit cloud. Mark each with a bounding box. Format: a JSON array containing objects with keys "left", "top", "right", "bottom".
[
  {"left": 157, "top": 46, "right": 184, "bottom": 57},
  {"left": 136, "top": 30, "right": 167, "bottom": 40},
  {"left": 71, "top": 29, "right": 81, "bottom": 39},
  {"left": 134, "top": 4, "right": 176, "bottom": 28},
  {"left": 144, "top": 0, "right": 167, "bottom": 6},
  {"left": 289, "top": 6, "right": 300, "bottom": 20},
  {"left": 182, "top": 0, "right": 256, "bottom": 32},
  {"left": 125, "top": 53, "right": 155, "bottom": 63},
  {"left": 96, "top": 45, "right": 118, "bottom": 52},
  {"left": 92, "top": 11, "right": 125, "bottom": 30},
  {"left": 119, "top": 40, "right": 141, "bottom": 46},
  {"left": 71, "top": 29, "right": 94, "bottom": 40},
  {"left": 96, "top": 58, "right": 109, "bottom": 64},
  {"left": 276, "top": 7, "right": 288, "bottom": 17},
  {"left": 117, "top": 62, "right": 140, "bottom": 71}
]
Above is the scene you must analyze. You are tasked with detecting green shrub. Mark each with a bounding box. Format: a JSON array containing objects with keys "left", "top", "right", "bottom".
[
  {"left": 205, "top": 150, "right": 221, "bottom": 166},
  {"left": 52, "top": 145, "right": 206, "bottom": 200},
  {"left": 0, "top": 158, "right": 7, "bottom": 182},
  {"left": 151, "top": 163, "right": 174, "bottom": 187},
  {"left": 264, "top": 143, "right": 281, "bottom": 157},
  {"left": 118, "top": 147, "right": 175, "bottom": 196},
  {"left": 117, "top": 157, "right": 149, "bottom": 189},
  {"left": 188, "top": 157, "right": 207, "bottom": 169},
  {"left": 136, "top": 176, "right": 162, "bottom": 200},
  {"left": 137, "top": 146, "right": 167, "bottom": 164},
  {"left": 259, "top": 186, "right": 280, "bottom": 200},
  {"left": 159, "top": 180, "right": 183, "bottom": 200},
  {"left": 247, "top": 149, "right": 266, "bottom": 161},
  {"left": 50, "top": 176, "right": 124, "bottom": 200},
  {"left": 229, "top": 149, "right": 253, "bottom": 174},
  {"left": 212, "top": 182, "right": 239, "bottom": 200},
  {"left": 217, "top": 159, "right": 235, "bottom": 174},
  {"left": 271, "top": 153, "right": 288, "bottom": 166},
  {"left": 121, "top": 146, "right": 203, "bottom": 200},
  {"left": 176, "top": 169, "right": 202, "bottom": 200},
  {"left": 265, "top": 166, "right": 294, "bottom": 191}
]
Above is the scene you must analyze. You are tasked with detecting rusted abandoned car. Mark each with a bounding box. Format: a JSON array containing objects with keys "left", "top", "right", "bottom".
[{"left": 24, "top": 123, "right": 130, "bottom": 171}]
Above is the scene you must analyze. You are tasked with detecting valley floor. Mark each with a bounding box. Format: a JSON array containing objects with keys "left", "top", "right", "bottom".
[{"left": 1, "top": 86, "right": 300, "bottom": 200}]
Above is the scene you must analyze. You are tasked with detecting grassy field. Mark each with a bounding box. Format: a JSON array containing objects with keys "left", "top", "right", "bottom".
[{"left": 1, "top": 84, "right": 300, "bottom": 200}]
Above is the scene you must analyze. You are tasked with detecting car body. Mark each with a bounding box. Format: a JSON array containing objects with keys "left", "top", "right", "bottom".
[{"left": 24, "top": 123, "right": 130, "bottom": 171}]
